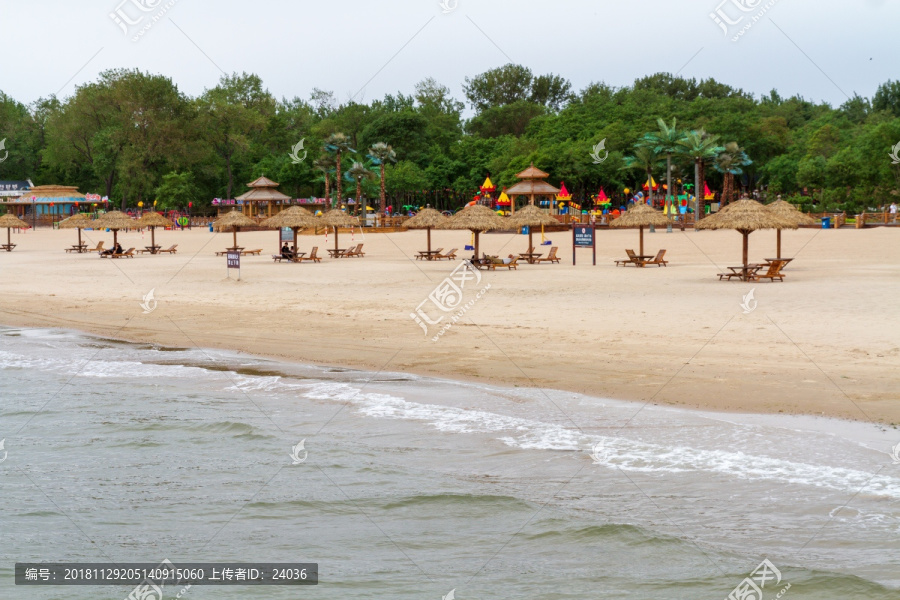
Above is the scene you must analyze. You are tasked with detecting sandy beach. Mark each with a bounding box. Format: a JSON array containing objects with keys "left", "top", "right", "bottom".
[{"left": 1, "top": 224, "right": 898, "bottom": 423}]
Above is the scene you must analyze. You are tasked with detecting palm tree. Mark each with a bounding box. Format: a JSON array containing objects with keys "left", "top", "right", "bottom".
[
  {"left": 368, "top": 142, "right": 397, "bottom": 216},
  {"left": 714, "top": 142, "right": 753, "bottom": 206},
  {"left": 676, "top": 130, "right": 723, "bottom": 220},
  {"left": 346, "top": 161, "right": 377, "bottom": 215},
  {"left": 313, "top": 155, "right": 336, "bottom": 206},
  {"left": 622, "top": 145, "right": 665, "bottom": 203},
  {"left": 325, "top": 133, "right": 354, "bottom": 209},
  {"left": 641, "top": 118, "right": 686, "bottom": 213}
]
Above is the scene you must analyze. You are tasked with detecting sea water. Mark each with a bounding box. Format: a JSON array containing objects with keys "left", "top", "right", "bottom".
[{"left": 1, "top": 327, "right": 898, "bottom": 599}]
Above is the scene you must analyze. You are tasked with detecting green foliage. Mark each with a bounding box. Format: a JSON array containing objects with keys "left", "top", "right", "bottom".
[{"left": 4, "top": 67, "right": 899, "bottom": 214}]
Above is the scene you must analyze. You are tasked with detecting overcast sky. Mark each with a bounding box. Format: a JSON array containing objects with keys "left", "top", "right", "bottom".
[{"left": 1, "top": 0, "right": 897, "bottom": 109}]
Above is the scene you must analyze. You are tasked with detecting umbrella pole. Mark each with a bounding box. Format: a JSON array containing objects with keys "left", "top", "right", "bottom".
[
  {"left": 777, "top": 229, "right": 782, "bottom": 259},
  {"left": 114, "top": 230, "right": 118, "bottom": 248},
  {"left": 639, "top": 226, "right": 644, "bottom": 258},
  {"left": 474, "top": 231, "right": 480, "bottom": 258},
  {"left": 78, "top": 228, "right": 82, "bottom": 247},
  {"left": 528, "top": 229, "right": 533, "bottom": 254},
  {"left": 743, "top": 231, "right": 750, "bottom": 281},
  {"left": 151, "top": 226, "right": 156, "bottom": 251},
  {"left": 427, "top": 227, "right": 432, "bottom": 253},
  {"left": 233, "top": 228, "right": 238, "bottom": 249},
  {"left": 8, "top": 228, "right": 11, "bottom": 246},
  {"left": 335, "top": 227, "right": 339, "bottom": 253},
  {"left": 294, "top": 228, "right": 299, "bottom": 256}
]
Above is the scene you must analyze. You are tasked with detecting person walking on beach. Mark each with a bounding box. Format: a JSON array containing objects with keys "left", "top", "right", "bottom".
[{"left": 890, "top": 202, "right": 897, "bottom": 223}]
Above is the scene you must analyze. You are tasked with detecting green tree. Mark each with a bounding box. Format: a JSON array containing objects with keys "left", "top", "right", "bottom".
[
  {"left": 155, "top": 171, "right": 199, "bottom": 211},
  {"left": 622, "top": 145, "right": 664, "bottom": 201},
  {"left": 368, "top": 142, "right": 397, "bottom": 215},
  {"left": 641, "top": 118, "right": 686, "bottom": 207},
  {"left": 324, "top": 133, "right": 354, "bottom": 208},
  {"left": 714, "top": 142, "right": 752, "bottom": 204},
  {"left": 676, "top": 130, "right": 723, "bottom": 219},
  {"left": 346, "top": 161, "right": 377, "bottom": 215}
]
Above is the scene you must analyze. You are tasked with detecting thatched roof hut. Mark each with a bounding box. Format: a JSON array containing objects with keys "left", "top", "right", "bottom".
[
  {"left": 0, "top": 213, "right": 29, "bottom": 249},
  {"left": 235, "top": 176, "right": 292, "bottom": 218},
  {"left": 320, "top": 210, "right": 360, "bottom": 253},
  {"left": 94, "top": 211, "right": 137, "bottom": 247},
  {"left": 403, "top": 208, "right": 449, "bottom": 254},
  {"left": 214, "top": 210, "right": 260, "bottom": 250},
  {"left": 506, "top": 204, "right": 558, "bottom": 253},
  {"left": 137, "top": 212, "right": 175, "bottom": 251},
  {"left": 505, "top": 164, "right": 561, "bottom": 215},
  {"left": 766, "top": 200, "right": 817, "bottom": 259},
  {"left": 58, "top": 213, "right": 94, "bottom": 249},
  {"left": 610, "top": 203, "right": 670, "bottom": 257},
  {"left": 697, "top": 199, "right": 797, "bottom": 278},
  {"left": 444, "top": 205, "right": 507, "bottom": 257},
  {"left": 261, "top": 206, "right": 322, "bottom": 252}
]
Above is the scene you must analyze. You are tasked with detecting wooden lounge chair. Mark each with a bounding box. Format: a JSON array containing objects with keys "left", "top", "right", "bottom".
[
  {"left": 300, "top": 247, "right": 322, "bottom": 263},
  {"left": 158, "top": 245, "right": 178, "bottom": 254},
  {"left": 645, "top": 249, "right": 668, "bottom": 267},
  {"left": 536, "top": 247, "right": 560, "bottom": 264},
  {"left": 241, "top": 249, "right": 263, "bottom": 256},
  {"left": 615, "top": 249, "right": 645, "bottom": 267},
  {"left": 751, "top": 260, "right": 786, "bottom": 282},
  {"left": 89, "top": 241, "right": 104, "bottom": 253},
  {"left": 486, "top": 256, "right": 519, "bottom": 270},
  {"left": 435, "top": 248, "right": 457, "bottom": 260},
  {"left": 416, "top": 248, "right": 442, "bottom": 260},
  {"left": 110, "top": 248, "right": 135, "bottom": 259},
  {"left": 347, "top": 244, "right": 365, "bottom": 258}
]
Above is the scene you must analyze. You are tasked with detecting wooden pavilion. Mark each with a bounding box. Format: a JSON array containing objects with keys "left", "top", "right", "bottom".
[
  {"left": 504, "top": 164, "right": 560, "bottom": 215},
  {"left": 233, "top": 177, "right": 292, "bottom": 218}
]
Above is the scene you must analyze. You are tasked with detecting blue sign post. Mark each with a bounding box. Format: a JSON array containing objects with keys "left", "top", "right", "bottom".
[{"left": 572, "top": 225, "right": 595, "bottom": 265}]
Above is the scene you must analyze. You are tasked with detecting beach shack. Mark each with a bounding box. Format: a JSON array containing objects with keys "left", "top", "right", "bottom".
[
  {"left": 504, "top": 165, "right": 560, "bottom": 215},
  {"left": 0, "top": 184, "right": 87, "bottom": 222}
]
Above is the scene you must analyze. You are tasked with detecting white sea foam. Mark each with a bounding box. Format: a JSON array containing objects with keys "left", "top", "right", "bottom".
[{"left": 299, "top": 381, "right": 900, "bottom": 499}]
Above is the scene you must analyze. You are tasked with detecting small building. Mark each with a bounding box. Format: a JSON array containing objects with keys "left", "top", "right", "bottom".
[
  {"left": 234, "top": 177, "right": 292, "bottom": 218},
  {"left": 0, "top": 183, "right": 88, "bottom": 220},
  {"left": 0, "top": 180, "right": 33, "bottom": 213},
  {"left": 504, "top": 165, "right": 560, "bottom": 215}
]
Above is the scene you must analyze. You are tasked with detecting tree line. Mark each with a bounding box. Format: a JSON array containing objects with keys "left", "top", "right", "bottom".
[{"left": 1, "top": 65, "right": 899, "bottom": 214}]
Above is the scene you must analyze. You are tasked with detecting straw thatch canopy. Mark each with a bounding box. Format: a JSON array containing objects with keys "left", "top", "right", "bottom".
[
  {"left": 403, "top": 208, "right": 449, "bottom": 230},
  {"left": 137, "top": 212, "right": 175, "bottom": 229},
  {"left": 94, "top": 211, "right": 137, "bottom": 230},
  {"left": 261, "top": 206, "right": 321, "bottom": 229},
  {"left": 506, "top": 204, "right": 558, "bottom": 228},
  {"left": 57, "top": 213, "right": 94, "bottom": 229},
  {"left": 320, "top": 210, "right": 360, "bottom": 228},
  {"left": 445, "top": 205, "right": 507, "bottom": 258},
  {"left": 766, "top": 200, "right": 817, "bottom": 260},
  {"left": 0, "top": 214, "right": 29, "bottom": 228},
  {"left": 610, "top": 203, "right": 669, "bottom": 228},
  {"left": 697, "top": 199, "right": 797, "bottom": 279},
  {"left": 213, "top": 210, "right": 258, "bottom": 232},
  {"left": 767, "top": 200, "right": 817, "bottom": 228},
  {"left": 696, "top": 199, "right": 796, "bottom": 232},
  {"left": 444, "top": 204, "right": 507, "bottom": 232},
  {"left": 403, "top": 208, "right": 449, "bottom": 254}
]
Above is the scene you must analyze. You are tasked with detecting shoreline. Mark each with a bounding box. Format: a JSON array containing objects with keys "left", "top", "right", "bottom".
[{"left": 2, "top": 226, "right": 898, "bottom": 425}]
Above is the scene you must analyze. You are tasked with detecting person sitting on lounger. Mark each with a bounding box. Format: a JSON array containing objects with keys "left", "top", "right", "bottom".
[
  {"left": 281, "top": 244, "right": 293, "bottom": 259},
  {"left": 491, "top": 254, "right": 515, "bottom": 265},
  {"left": 103, "top": 243, "right": 123, "bottom": 256}
]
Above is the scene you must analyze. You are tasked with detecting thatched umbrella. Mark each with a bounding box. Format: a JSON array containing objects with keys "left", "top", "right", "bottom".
[
  {"left": 507, "top": 204, "right": 558, "bottom": 254},
  {"left": 261, "top": 206, "right": 322, "bottom": 254},
  {"left": 767, "top": 200, "right": 817, "bottom": 259},
  {"left": 58, "top": 213, "right": 94, "bottom": 249},
  {"left": 213, "top": 210, "right": 259, "bottom": 250},
  {"left": 94, "top": 211, "right": 137, "bottom": 249},
  {"left": 609, "top": 203, "right": 669, "bottom": 257},
  {"left": 402, "top": 208, "right": 449, "bottom": 254},
  {"left": 320, "top": 210, "right": 360, "bottom": 253},
  {"left": 443, "top": 205, "right": 507, "bottom": 258},
  {"left": 137, "top": 212, "right": 175, "bottom": 252},
  {"left": 696, "top": 199, "right": 796, "bottom": 280},
  {"left": 0, "top": 214, "right": 29, "bottom": 250}
]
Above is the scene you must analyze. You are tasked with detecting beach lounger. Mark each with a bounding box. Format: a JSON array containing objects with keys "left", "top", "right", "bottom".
[
  {"left": 109, "top": 248, "right": 135, "bottom": 259},
  {"left": 536, "top": 247, "right": 560, "bottom": 264},
  {"left": 158, "top": 245, "right": 178, "bottom": 254},
  {"left": 300, "top": 247, "right": 322, "bottom": 263},
  {"left": 347, "top": 244, "right": 365, "bottom": 258},
  {"left": 644, "top": 249, "right": 668, "bottom": 267},
  {"left": 87, "top": 242, "right": 104, "bottom": 253},
  {"left": 241, "top": 249, "right": 262, "bottom": 256},
  {"left": 435, "top": 248, "right": 457, "bottom": 260},
  {"left": 416, "top": 248, "right": 442, "bottom": 260},
  {"left": 750, "top": 260, "right": 786, "bottom": 282},
  {"left": 486, "top": 257, "right": 519, "bottom": 270},
  {"left": 615, "top": 249, "right": 645, "bottom": 267}
]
